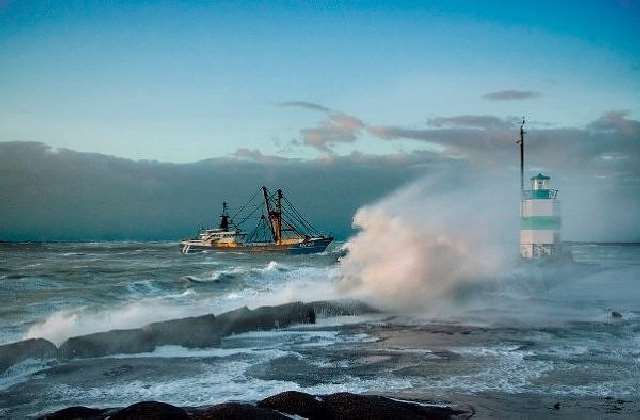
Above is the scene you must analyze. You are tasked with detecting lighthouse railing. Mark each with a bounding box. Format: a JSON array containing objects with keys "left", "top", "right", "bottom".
[{"left": 522, "top": 189, "right": 558, "bottom": 200}]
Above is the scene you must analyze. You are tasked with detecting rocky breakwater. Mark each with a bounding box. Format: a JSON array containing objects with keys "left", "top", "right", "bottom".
[
  {"left": 0, "top": 299, "right": 377, "bottom": 371},
  {"left": 58, "top": 302, "right": 316, "bottom": 359}
]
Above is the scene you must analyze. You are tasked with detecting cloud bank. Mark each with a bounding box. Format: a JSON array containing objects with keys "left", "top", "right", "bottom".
[
  {"left": 0, "top": 142, "right": 441, "bottom": 241},
  {"left": 2, "top": 106, "right": 638, "bottom": 242},
  {"left": 482, "top": 89, "right": 541, "bottom": 101}
]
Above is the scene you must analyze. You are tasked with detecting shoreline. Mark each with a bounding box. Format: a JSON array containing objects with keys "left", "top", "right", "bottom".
[{"left": 2, "top": 298, "right": 638, "bottom": 418}]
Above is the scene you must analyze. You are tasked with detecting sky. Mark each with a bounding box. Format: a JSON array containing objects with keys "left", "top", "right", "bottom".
[{"left": 1, "top": 0, "right": 639, "bottom": 241}]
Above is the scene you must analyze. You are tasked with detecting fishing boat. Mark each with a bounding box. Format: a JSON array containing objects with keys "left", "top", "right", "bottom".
[{"left": 180, "top": 186, "right": 333, "bottom": 254}]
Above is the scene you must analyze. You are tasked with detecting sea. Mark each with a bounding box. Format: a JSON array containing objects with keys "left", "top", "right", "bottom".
[{"left": 0, "top": 241, "right": 639, "bottom": 418}]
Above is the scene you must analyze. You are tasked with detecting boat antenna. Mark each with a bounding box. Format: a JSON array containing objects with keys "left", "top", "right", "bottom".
[{"left": 516, "top": 117, "right": 526, "bottom": 194}]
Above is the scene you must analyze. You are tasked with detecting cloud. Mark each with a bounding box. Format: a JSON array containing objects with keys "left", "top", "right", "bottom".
[
  {"left": 427, "top": 115, "right": 517, "bottom": 130},
  {"left": 482, "top": 89, "right": 541, "bottom": 101},
  {"left": 301, "top": 113, "right": 366, "bottom": 152},
  {"left": 281, "top": 98, "right": 639, "bottom": 187},
  {"left": 278, "top": 101, "right": 331, "bottom": 112},
  {"left": 231, "top": 148, "right": 293, "bottom": 164},
  {"left": 279, "top": 101, "right": 367, "bottom": 152},
  {"left": 587, "top": 109, "right": 640, "bottom": 136},
  {"left": 359, "top": 111, "right": 640, "bottom": 180}
]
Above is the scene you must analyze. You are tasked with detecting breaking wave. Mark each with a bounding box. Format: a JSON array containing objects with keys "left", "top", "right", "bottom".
[
  {"left": 337, "top": 174, "right": 518, "bottom": 312},
  {"left": 23, "top": 260, "right": 340, "bottom": 345}
]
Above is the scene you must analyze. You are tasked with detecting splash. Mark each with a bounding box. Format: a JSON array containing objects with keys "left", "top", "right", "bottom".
[
  {"left": 24, "top": 262, "right": 340, "bottom": 345},
  {"left": 24, "top": 300, "right": 196, "bottom": 346},
  {"left": 337, "top": 174, "right": 519, "bottom": 312}
]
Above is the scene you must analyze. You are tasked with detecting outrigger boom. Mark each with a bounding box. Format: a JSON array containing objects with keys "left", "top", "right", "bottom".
[{"left": 180, "top": 186, "right": 333, "bottom": 254}]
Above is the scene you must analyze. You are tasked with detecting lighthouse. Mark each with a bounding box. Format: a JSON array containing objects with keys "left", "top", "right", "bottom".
[
  {"left": 520, "top": 173, "right": 561, "bottom": 258},
  {"left": 517, "top": 119, "right": 561, "bottom": 259}
]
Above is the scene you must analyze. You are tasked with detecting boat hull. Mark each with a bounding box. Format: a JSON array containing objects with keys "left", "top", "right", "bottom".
[{"left": 181, "top": 237, "right": 333, "bottom": 255}]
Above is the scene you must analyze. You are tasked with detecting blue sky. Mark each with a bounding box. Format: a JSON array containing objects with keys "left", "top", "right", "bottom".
[{"left": 1, "top": 0, "right": 639, "bottom": 162}]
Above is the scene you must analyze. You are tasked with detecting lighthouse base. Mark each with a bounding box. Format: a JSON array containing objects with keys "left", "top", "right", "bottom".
[
  {"left": 520, "top": 244, "right": 573, "bottom": 262},
  {"left": 520, "top": 243, "right": 557, "bottom": 259}
]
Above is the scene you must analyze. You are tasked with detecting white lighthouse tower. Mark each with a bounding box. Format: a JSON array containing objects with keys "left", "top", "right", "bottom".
[
  {"left": 520, "top": 173, "right": 561, "bottom": 258},
  {"left": 517, "top": 119, "right": 561, "bottom": 259}
]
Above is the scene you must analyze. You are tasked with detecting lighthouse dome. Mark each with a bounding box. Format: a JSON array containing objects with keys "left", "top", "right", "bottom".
[{"left": 531, "top": 173, "right": 551, "bottom": 190}]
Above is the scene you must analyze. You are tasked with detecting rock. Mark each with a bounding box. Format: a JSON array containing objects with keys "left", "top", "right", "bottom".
[
  {"left": 260, "top": 391, "right": 471, "bottom": 420},
  {"left": 0, "top": 338, "right": 58, "bottom": 373},
  {"left": 190, "top": 402, "right": 289, "bottom": 419},
  {"left": 258, "top": 391, "right": 330, "bottom": 418},
  {"left": 109, "top": 401, "right": 189, "bottom": 420},
  {"left": 59, "top": 328, "right": 156, "bottom": 359},
  {"left": 308, "top": 299, "right": 380, "bottom": 317},
  {"left": 54, "top": 299, "right": 376, "bottom": 360},
  {"left": 58, "top": 302, "right": 316, "bottom": 359},
  {"left": 611, "top": 311, "right": 622, "bottom": 319},
  {"left": 148, "top": 314, "right": 221, "bottom": 348},
  {"left": 40, "top": 392, "right": 472, "bottom": 420},
  {"left": 59, "top": 314, "right": 221, "bottom": 359},
  {"left": 37, "top": 406, "right": 107, "bottom": 419},
  {"left": 214, "top": 302, "right": 315, "bottom": 336},
  {"left": 553, "top": 401, "right": 561, "bottom": 410},
  {"left": 323, "top": 393, "right": 470, "bottom": 420}
]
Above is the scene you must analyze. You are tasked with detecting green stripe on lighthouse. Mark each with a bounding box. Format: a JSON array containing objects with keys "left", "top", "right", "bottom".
[{"left": 520, "top": 216, "right": 561, "bottom": 230}]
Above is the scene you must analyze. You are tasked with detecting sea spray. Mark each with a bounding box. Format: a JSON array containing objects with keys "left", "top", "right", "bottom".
[
  {"left": 23, "top": 262, "right": 341, "bottom": 345},
  {"left": 337, "top": 173, "right": 519, "bottom": 312}
]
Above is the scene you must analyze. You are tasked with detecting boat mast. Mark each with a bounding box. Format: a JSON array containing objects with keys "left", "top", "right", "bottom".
[
  {"left": 262, "top": 186, "right": 280, "bottom": 243},
  {"left": 274, "top": 189, "right": 283, "bottom": 244}
]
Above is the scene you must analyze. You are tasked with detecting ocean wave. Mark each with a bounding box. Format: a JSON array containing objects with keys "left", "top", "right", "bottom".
[
  {"left": 34, "top": 357, "right": 413, "bottom": 415},
  {"left": 21, "top": 261, "right": 341, "bottom": 345},
  {"left": 410, "top": 345, "right": 555, "bottom": 395},
  {"left": 0, "top": 358, "right": 55, "bottom": 392},
  {"left": 109, "top": 345, "right": 292, "bottom": 360}
]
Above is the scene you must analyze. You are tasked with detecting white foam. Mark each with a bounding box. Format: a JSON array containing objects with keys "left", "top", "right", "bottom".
[
  {"left": 22, "top": 258, "right": 345, "bottom": 345},
  {"left": 110, "top": 345, "right": 291, "bottom": 360},
  {"left": 45, "top": 360, "right": 296, "bottom": 408},
  {"left": 409, "top": 345, "right": 554, "bottom": 395},
  {"left": 0, "top": 358, "right": 54, "bottom": 391}
]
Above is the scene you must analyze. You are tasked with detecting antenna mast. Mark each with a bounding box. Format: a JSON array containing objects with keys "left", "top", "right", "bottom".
[{"left": 518, "top": 117, "right": 526, "bottom": 193}]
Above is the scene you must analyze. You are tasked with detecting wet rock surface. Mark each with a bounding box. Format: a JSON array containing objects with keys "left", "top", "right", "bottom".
[
  {"left": 109, "top": 401, "right": 190, "bottom": 420},
  {"left": 59, "top": 303, "right": 316, "bottom": 359},
  {"left": 259, "top": 390, "right": 472, "bottom": 419},
  {"left": 39, "top": 391, "right": 471, "bottom": 419},
  {"left": 189, "top": 402, "right": 289, "bottom": 420},
  {"left": 308, "top": 299, "right": 380, "bottom": 317},
  {"left": 39, "top": 406, "right": 107, "bottom": 420},
  {"left": 0, "top": 338, "right": 57, "bottom": 373}
]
